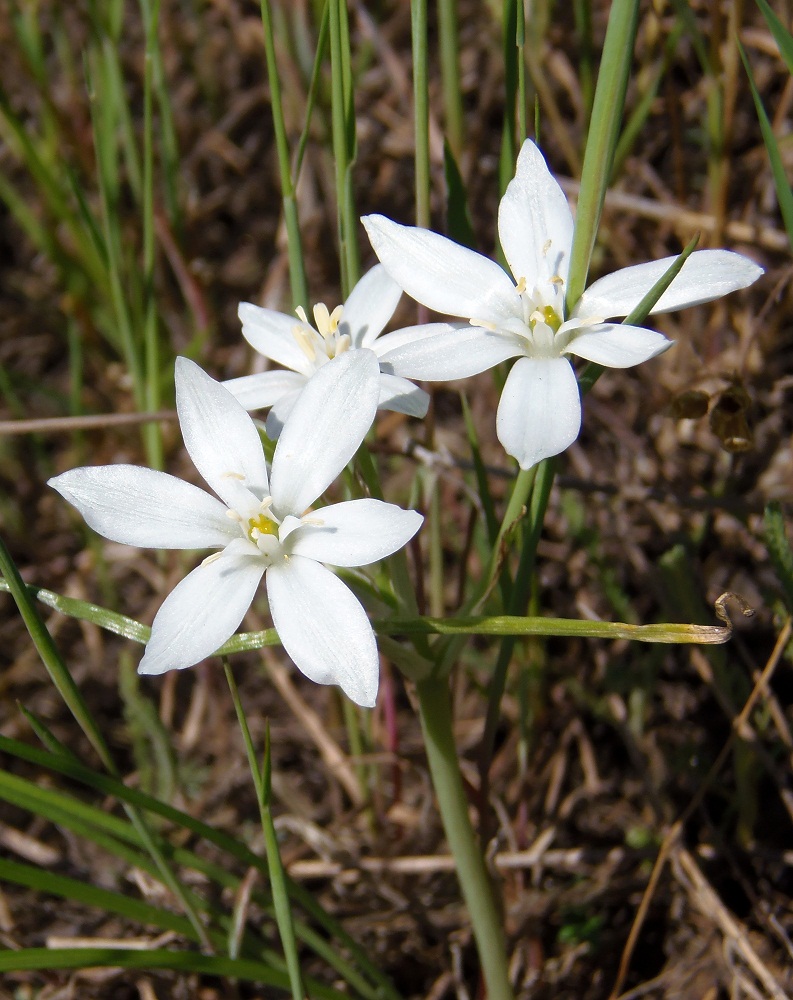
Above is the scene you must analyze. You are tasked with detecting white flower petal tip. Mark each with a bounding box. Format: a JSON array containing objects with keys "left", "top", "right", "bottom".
[
  {"left": 267, "top": 557, "right": 380, "bottom": 708},
  {"left": 362, "top": 214, "right": 519, "bottom": 325},
  {"left": 565, "top": 324, "right": 673, "bottom": 368},
  {"left": 137, "top": 550, "right": 264, "bottom": 676},
  {"left": 175, "top": 357, "right": 270, "bottom": 508},
  {"left": 576, "top": 250, "right": 765, "bottom": 321},
  {"left": 496, "top": 357, "right": 582, "bottom": 470},
  {"left": 498, "top": 139, "right": 574, "bottom": 291}
]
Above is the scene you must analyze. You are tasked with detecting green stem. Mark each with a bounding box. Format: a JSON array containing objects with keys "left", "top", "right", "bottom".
[
  {"left": 329, "top": 0, "right": 359, "bottom": 294},
  {"left": 411, "top": 0, "right": 431, "bottom": 229},
  {"left": 260, "top": 0, "right": 309, "bottom": 310},
  {"left": 416, "top": 677, "right": 514, "bottom": 1000},
  {"left": 479, "top": 458, "right": 555, "bottom": 789},
  {"left": 437, "top": 0, "right": 463, "bottom": 156},
  {"left": 566, "top": 0, "right": 639, "bottom": 309},
  {"left": 0, "top": 535, "right": 212, "bottom": 950},
  {"left": 224, "top": 662, "right": 304, "bottom": 1000}
]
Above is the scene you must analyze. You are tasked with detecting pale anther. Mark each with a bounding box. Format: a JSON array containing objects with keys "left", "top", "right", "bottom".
[
  {"left": 295, "top": 305, "right": 309, "bottom": 325},
  {"left": 515, "top": 276, "right": 527, "bottom": 294},
  {"left": 201, "top": 552, "right": 223, "bottom": 566},
  {"left": 222, "top": 471, "right": 246, "bottom": 481},
  {"left": 294, "top": 325, "right": 316, "bottom": 361},
  {"left": 470, "top": 317, "right": 498, "bottom": 332}
]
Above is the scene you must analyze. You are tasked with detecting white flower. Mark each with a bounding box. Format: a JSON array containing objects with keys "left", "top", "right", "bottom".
[
  {"left": 48, "top": 352, "right": 423, "bottom": 708},
  {"left": 363, "top": 139, "right": 764, "bottom": 469},
  {"left": 224, "top": 264, "right": 437, "bottom": 438}
]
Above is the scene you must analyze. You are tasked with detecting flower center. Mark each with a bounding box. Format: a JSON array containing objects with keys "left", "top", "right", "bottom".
[
  {"left": 293, "top": 302, "right": 351, "bottom": 368},
  {"left": 514, "top": 276, "right": 566, "bottom": 356}
]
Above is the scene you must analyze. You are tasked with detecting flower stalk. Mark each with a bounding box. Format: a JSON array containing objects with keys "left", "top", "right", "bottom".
[{"left": 416, "top": 676, "right": 514, "bottom": 1000}]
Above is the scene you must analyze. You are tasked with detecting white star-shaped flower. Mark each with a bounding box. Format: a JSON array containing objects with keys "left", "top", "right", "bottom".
[
  {"left": 363, "top": 139, "right": 764, "bottom": 469},
  {"left": 49, "top": 351, "right": 422, "bottom": 707},
  {"left": 224, "top": 264, "right": 440, "bottom": 438}
]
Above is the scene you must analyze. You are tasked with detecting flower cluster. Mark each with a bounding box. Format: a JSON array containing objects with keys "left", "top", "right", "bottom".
[{"left": 50, "top": 139, "right": 762, "bottom": 704}]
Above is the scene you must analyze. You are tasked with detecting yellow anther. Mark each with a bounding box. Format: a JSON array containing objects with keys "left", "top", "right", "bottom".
[
  {"left": 313, "top": 302, "right": 331, "bottom": 337},
  {"left": 222, "top": 471, "right": 246, "bottom": 481},
  {"left": 515, "top": 276, "right": 527, "bottom": 294},
  {"left": 329, "top": 304, "right": 344, "bottom": 330},
  {"left": 295, "top": 305, "right": 309, "bottom": 325},
  {"left": 550, "top": 274, "right": 564, "bottom": 286},
  {"left": 542, "top": 239, "right": 552, "bottom": 255},
  {"left": 201, "top": 552, "right": 223, "bottom": 566}
]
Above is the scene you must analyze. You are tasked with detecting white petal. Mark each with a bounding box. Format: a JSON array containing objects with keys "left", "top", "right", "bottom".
[
  {"left": 565, "top": 324, "right": 673, "bottom": 368},
  {"left": 370, "top": 322, "right": 463, "bottom": 357},
  {"left": 49, "top": 465, "right": 238, "bottom": 549},
  {"left": 223, "top": 370, "right": 307, "bottom": 411},
  {"left": 378, "top": 325, "right": 524, "bottom": 380},
  {"left": 496, "top": 357, "right": 581, "bottom": 470},
  {"left": 362, "top": 214, "right": 521, "bottom": 325},
  {"left": 175, "top": 357, "right": 269, "bottom": 509},
  {"left": 267, "top": 556, "right": 379, "bottom": 707},
  {"left": 574, "top": 250, "right": 764, "bottom": 321},
  {"left": 264, "top": 389, "right": 303, "bottom": 440},
  {"left": 340, "top": 265, "right": 402, "bottom": 348},
  {"left": 498, "top": 139, "right": 574, "bottom": 291},
  {"left": 238, "top": 302, "right": 315, "bottom": 377},
  {"left": 270, "top": 349, "right": 380, "bottom": 516},
  {"left": 138, "top": 541, "right": 264, "bottom": 675},
  {"left": 287, "top": 499, "right": 423, "bottom": 566},
  {"left": 377, "top": 373, "right": 430, "bottom": 417}
]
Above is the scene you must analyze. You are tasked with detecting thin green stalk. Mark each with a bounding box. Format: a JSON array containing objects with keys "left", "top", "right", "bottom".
[
  {"left": 141, "top": 0, "right": 163, "bottom": 469},
  {"left": 437, "top": 0, "right": 463, "bottom": 157},
  {"left": 260, "top": 0, "right": 309, "bottom": 310},
  {"left": 87, "top": 51, "right": 146, "bottom": 412},
  {"left": 224, "top": 663, "right": 305, "bottom": 1000},
  {"left": 516, "top": 0, "right": 528, "bottom": 143},
  {"left": 566, "top": 0, "right": 640, "bottom": 309},
  {"left": 479, "top": 458, "right": 555, "bottom": 790},
  {"left": 411, "top": 0, "right": 431, "bottom": 229},
  {"left": 329, "top": 0, "right": 359, "bottom": 293},
  {"left": 416, "top": 678, "right": 514, "bottom": 1000}
]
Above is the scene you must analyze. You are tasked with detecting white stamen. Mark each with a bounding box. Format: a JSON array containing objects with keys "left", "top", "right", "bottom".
[
  {"left": 470, "top": 317, "right": 498, "bottom": 332},
  {"left": 295, "top": 305, "right": 309, "bottom": 325},
  {"left": 293, "top": 325, "right": 317, "bottom": 361}
]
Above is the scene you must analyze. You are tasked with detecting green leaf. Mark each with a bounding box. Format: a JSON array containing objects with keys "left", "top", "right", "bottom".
[
  {"left": 0, "top": 946, "right": 347, "bottom": 998},
  {"left": 740, "top": 41, "right": 793, "bottom": 251},
  {"left": 757, "top": 0, "right": 793, "bottom": 77}
]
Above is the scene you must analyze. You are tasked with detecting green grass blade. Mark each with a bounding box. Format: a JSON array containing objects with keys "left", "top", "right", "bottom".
[
  {"left": 225, "top": 665, "right": 304, "bottom": 1000},
  {"left": 566, "top": 0, "right": 640, "bottom": 309},
  {"left": 740, "top": 41, "right": 793, "bottom": 250},
  {"left": 757, "top": 0, "right": 793, "bottom": 76},
  {"left": 0, "top": 946, "right": 348, "bottom": 998},
  {"left": 0, "top": 857, "right": 196, "bottom": 939},
  {"left": 411, "top": 0, "right": 431, "bottom": 230},
  {"left": 259, "top": 0, "right": 309, "bottom": 310}
]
